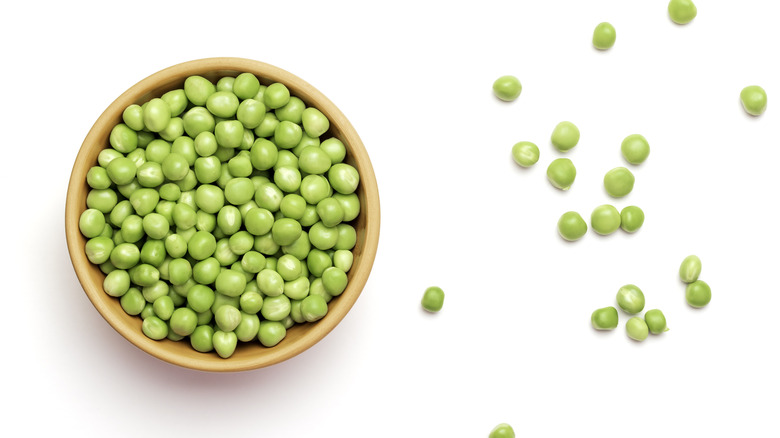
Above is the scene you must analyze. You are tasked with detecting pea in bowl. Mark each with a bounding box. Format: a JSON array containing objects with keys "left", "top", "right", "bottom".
[{"left": 65, "top": 57, "right": 380, "bottom": 372}]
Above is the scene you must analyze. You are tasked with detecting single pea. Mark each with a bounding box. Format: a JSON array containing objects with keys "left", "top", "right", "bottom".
[
  {"left": 215, "top": 269, "right": 247, "bottom": 297},
  {"left": 255, "top": 182, "right": 284, "bottom": 212},
  {"left": 192, "top": 257, "right": 220, "bottom": 285},
  {"left": 551, "top": 121, "right": 580, "bottom": 152},
  {"left": 79, "top": 208, "right": 106, "bottom": 238},
  {"left": 280, "top": 194, "right": 307, "bottom": 220},
  {"left": 120, "top": 287, "right": 146, "bottom": 316},
  {"left": 333, "top": 249, "right": 354, "bottom": 272},
  {"left": 137, "top": 131, "right": 154, "bottom": 148},
  {"left": 206, "top": 90, "right": 239, "bottom": 119},
  {"left": 217, "top": 205, "right": 242, "bottom": 236},
  {"left": 143, "top": 98, "right": 171, "bottom": 133},
  {"left": 117, "top": 179, "right": 143, "bottom": 200},
  {"left": 241, "top": 250, "right": 266, "bottom": 274},
  {"left": 120, "top": 215, "right": 145, "bottom": 243},
  {"left": 621, "top": 134, "right": 650, "bottom": 165},
  {"left": 320, "top": 138, "right": 346, "bottom": 164},
  {"left": 129, "top": 188, "right": 160, "bottom": 216},
  {"left": 298, "top": 146, "right": 332, "bottom": 175},
  {"left": 333, "top": 193, "right": 360, "bottom": 222},
  {"left": 301, "top": 295, "right": 328, "bottom": 322},
  {"left": 273, "top": 120, "right": 303, "bottom": 149},
  {"left": 626, "top": 316, "right": 649, "bottom": 341},
  {"left": 261, "top": 294, "right": 291, "bottom": 321},
  {"left": 254, "top": 232, "right": 281, "bottom": 255},
  {"left": 126, "top": 148, "right": 146, "bottom": 169},
  {"left": 309, "top": 278, "right": 332, "bottom": 303},
  {"left": 316, "top": 197, "right": 345, "bottom": 228},
  {"left": 276, "top": 96, "right": 306, "bottom": 124},
  {"left": 489, "top": 423, "right": 515, "bottom": 438},
  {"left": 145, "top": 139, "right": 172, "bottom": 164},
  {"left": 188, "top": 230, "right": 217, "bottom": 261},
  {"left": 215, "top": 120, "right": 245, "bottom": 149},
  {"left": 616, "top": 284, "right": 645, "bottom": 314},
  {"left": 212, "top": 330, "right": 238, "bottom": 359},
  {"left": 86, "top": 166, "right": 111, "bottom": 189},
  {"left": 110, "top": 242, "right": 141, "bottom": 270},
  {"left": 135, "top": 162, "right": 163, "bottom": 188},
  {"left": 592, "top": 22, "right": 616, "bottom": 50},
  {"left": 591, "top": 306, "right": 619, "bottom": 330},
  {"left": 216, "top": 76, "right": 235, "bottom": 92},
  {"left": 228, "top": 152, "right": 253, "bottom": 177},
  {"left": 159, "top": 117, "right": 184, "bottom": 142},
  {"left": 240, "top": 291, "right": 265, "bottom": 315},
  {"left": 284, "top": 277, "right": 310, "bottom": 300},
  {"left": 740, "top": 85, "right": 768, "bottom": 116},
  {"left": 250, "top": 138, "right": 279, "bottom": 170},
  {"left": 215, "top": 305, "right": 242, "bottom": 332},
  {"left": 272, "top": 218, "right": 302, "bottom": 246},
  {"left": 620, "top": 206, "right": 645, "bottom": 233},
  {"left": 322, "top": 267, "right": 348, "bottom": 296},
  {"left": 668, "top": 0, "right": 697, "bottom": 24},
  {"left": 195, "top": 184, "right": 225, "bottom": 214},
  {"left": 122, "top": 104, "right": 145, "bottom": 131},
  {"left": 142, "top": 213, "right": 170, "bottom": 240},
  {"left": 511, "top": 141, "right": 540, "bottom": 168},
  {"left": 300, "top": 175, "right": 331, "bottom": 204},
  {"left": 235, "top": 312, "right": 260, "bottom": 342},
  {"left": 190, "top": 325, "right": 214, "bottom": 353},
  {"left": 492, "top": 75, "right": 522, "bottom": 101},
  {"left": 142, "top": 316, "right": 168, "bottom": 340},
  {"left": 546, "top": 158, "right": 576, "bottom": 190},
  {"left": 140, "top": 239, "right": 166, "bottom": 267},
  {"left": 140, "top": 303, "right": 155, "bottom": 320},
  {"left": 161, "top": 152, "right": 189, "bottom": 181},
  {"left": 236, "top": 98, "right": 267, "bottom": 130},
  {"left": 258, "top": 320, "right": 287, "bottom": 347},
  {"left": 334, "top": 224, "right": 357, "bottom": 251},
  {"left": 257, "top": 268, "right": 285, "bottom": 297},
  {"left": 183, "top": 108, "right": 216, "bottom": 140},
  {"left": 161, "top": 88, "right": 188, "bottom": 117},
  {"left": 679, "top": 255, "right": 702, "bottom": 283},
  {"left": 233, "top": 72, "right": 261, "bottom": 100},
  {"left": 152, "top": 295, "right": 174, "bottom": 321},
  {"left": 263, "top": 82, "right": 291, "bottom": 109},
  {"left": 644, "top": 309, "right": 668, "bottom": 334},
  {"left": 309, "top": 222, "right": 339, "bottom": 250},
  {"left": 109, "top": 124, "right": 138, "bottom": 154},
  {"left": 130, "top": 263, "right": 160, "bottom": 287},
  {"left": 685, "top": 280, "right": 711, "bottom": 308},
  {"left": 184, "top": 75, "right": 216, "bottom": 106},
  {"left": 557, "top": 211, "right": 587, "bottom": 241},
  {"left": 328, "top": 163, "right": 360, "bottom": 195},
  {"left": 603, "top": 167, "right": 635, "bottom": 197},
  {"left": 142, "top": 280, "right": 169, "bottom": 303},
  {"left": 421, "top": 286, "right": 445, "bottom": 312},
  {"left": 307, "top": 249, "right": 333, "bottom": 277},
  {"left": 244, "top": 207, "right": 275, "bottom": 236},
  {"left": 274, "top": 166, "right": 302, "bottom": 193},
  {"left": 301, "top": 107, "right": 330, "bottom": 138},
  {"left": 86, "top": 188, "right": 118, "bottom": 213},
  {"left": 255, "top": 112, "right": 280, "bottom": 138},
  {"left": 103, "top": 269, "right": 130, "bottom": 297},
  {"left": 276, "top": 254, "right": 302, "bottom": 281},
  {"left": 590, "top": 204, "right": 621, "bottom": 235}
]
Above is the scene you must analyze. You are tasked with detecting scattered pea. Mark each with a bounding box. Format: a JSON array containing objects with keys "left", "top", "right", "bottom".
[
  {"left": 557, "top": 211, "right": 587, "bottom": 241},
  {"left": 590, "top": 204, "right": 621, "bottom": 235},
  {"left": 550, "top": 121, "right": 580, "bottom": 152},
  {"left": 489, "top": 423, "right": 515, "bottom": 438},
  {"left": 511, "top": 141, "right": 540, "bottom": 168},
  {"left": 603, "top": 167, "right": 635, "bottom": 198},
  {"left": 547, "top": 158, "right": 576, "bottom": 190},
  {"left": 626, "top": 316, "right": 649, "bottom": 341},
  {"left": 421, "top": 286, "right": 445, "bottom": 313},
  {"left": 621, "top": 134, "right": 650, "bottom": 165},
  {"left": 492, "top": 75, "right": 522, "bottom": 102},
  {"left": 679, "top": 255, "right": 702, "bottom": 283},
  {"left": 620, "top": 206, "right": 644, "bottom": 233},
  {"left": 592, "top": 22, "right": 616, "bottom": 50},
  {"left": 685, "top": 280, "right": 711, "bottom": 308},
  {"left": 740, "top": 85, "right": 767, "bottom": 116},
  {"left": 591, "top": 306, "right": 619, "bottom": 330},
  {"left": 644, "top": 309, "right": 668, "bottom": 334},
  {"left": 668, "top": 0, "right": 697, "bottom": 25},
  {"left": 616, "top": 284, "right": 645, "bottom": 314}
]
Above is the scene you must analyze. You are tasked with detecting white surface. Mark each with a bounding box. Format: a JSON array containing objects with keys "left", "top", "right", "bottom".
[{"left": 3, "top": 1, "right": 779, "bottom": 436}]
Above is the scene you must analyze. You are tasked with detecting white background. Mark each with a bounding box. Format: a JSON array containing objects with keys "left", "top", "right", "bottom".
[{"left": 2, "top": 1, "right": 779, "bottom": 436}]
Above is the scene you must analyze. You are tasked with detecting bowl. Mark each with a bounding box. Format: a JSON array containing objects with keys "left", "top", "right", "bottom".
[{"left": 65, "top": 57, "right": 380, "bottom": 372}]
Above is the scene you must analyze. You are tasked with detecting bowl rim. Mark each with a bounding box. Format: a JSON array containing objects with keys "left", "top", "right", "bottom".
[{"left": 65, "top": 57, "right": 380, "bottom": 372}]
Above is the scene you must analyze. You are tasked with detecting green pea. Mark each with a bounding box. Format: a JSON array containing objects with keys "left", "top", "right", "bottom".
[
  {"left": 164, "top": 258, "right": 191, "bottom": 286},
  {"left": 271, "top": 218, "right": 302, "bottom": 246},
  {"left": 193, "top": 257, "right": 220, "bottom": 285},
  {"left": 120, "top": 215, "right": 144, "bottom": 243},
  {"left": 616, "top": 284, "right": 645, "bottom": 314},
  {"left": 140, "top": 240, "right": 166, "bottom": 267},
  {"left": 421, "top": 286, "right": 445, "bottom": 312},
  {"left": 591, "top": 306, "right": 618, "bottom": 330},
  {"left": 236, "top": 312, "right": 260, "bottom": 342},
  {"left": 255, "top": 182, "right": 283, "bottom": 212},
  {"left": 184, "top": 75, "right": 216, "bottom": 106},
  {"left": 187, "top": 230, "right": 217, "bottom": 261},
  {"left": 143, "top": 280, "right": 169, "bottom": 303},
  {"left": 300, "top": 175, "right": 331, "bottom": 204},
  {"left": 492, "top": 75, "right": 522, "bottom": 101},
  {"left": 300, "top": 204, "right": 320, "bottom": 227},
  {"left": 152, "top": 295, "right": 174, "bottom": 320},
  {"left": 257, "top": 268, "right": 285, "bottom": 297},
  {"left": 290, "top": 300, "right": 305, "bottom": 323},
  {"left": 86, "top": 166, "right": 111, "bottom": 189},
  {"left": 626, "top": 317, "right": 649, "bottom": 341},
  {"left": 322, "top": 267, "right": 348, "bottom": 296},
  {"left": 217, "top": 205, "right": 242, "bottom": 236},
  {"left": 145, "top": 139, "right": 171, "bottom": 164},
  {"left": 592, "top": 22, "right": 616, "bottom": 50},
  {"left": 126, "top": 148, "right": 146, "bottom": 169},
  {"left": 274, "top": 166, "right": 302, "bottom": 193},
  {"left": 328, "top": 163, "right": 359, "bottom": 195},
  {"left": 255, "top": 112, "right": 280, "bottom": 138},
  {"left": 117, "top": 179, "right": 143, "bottom": 199},
  {"left": 107, "top": 201, "right": 132, "bottom": 228},
  {"left": 217, "top": 76, "right": 235, "bottom": 92},
  {"left": 159, "top": 152, "right": 188, "bottom": 181},
  {"left": 621, "top": 134, "right": 650, "bottom": 165},
  {"left": 134, "top": 162, "right": 162, "bottom": 188},
  {"left": 227, "top": 152, "right": 253, "bottom": 177},
  {"left": 276, "top": 96, "right": 306, "bottom": 124},
  {"left": 161, "top": 88, "right": 188, "bottom": 117},
  {"left": 309, "top": 278, "right": 332, "bottom": 303},
  {"left": 333, "top": 193, "right": 360, "bottom": 222},
  {"left": 206, "top": 91, "right": 239, "bottom": 118},
  {"left": 122, "top": 104, "right": 145, "bottom": 131},
  {"left": 591, "top": 205, "right": 621, "bottom": 235},
  {"left": 264, "top": 82, "right": 290, "bottom": 109},
  {"left": 212, "top": 330, "right": 238, "bottom": 359},
  {"left": 98, "top": 149, "right": 124, "bottom": 168},
  {"left": 213, "top": 238, "right": 238, "bottom": 266},
  {"left": 551, "top": 121, "right": 580, "bottom": 152},
  {"left": 261, "top": 294, "right": 291, "bottom": 321},
  {"left": 679, "top": 255, "right": 702, "bottom": 283},
  {"left": 254, "top": 232, "right": 281, "bottom": 255},
  {"left": 130, "top": 263, "right": 160, "bottom": 287},
  {"left": 274, "top": 120, "right": 303, "bottom": 149},
  {"left": 668, "top": 0, "right": 697, "bottom": 24},
  {"left": 190, "top": 325, "right": 214, "bottom": 352},
  {"left": 120, "top": 287, "right": 145, "bottom": 316},
  {"left": 240, "top": 251, "right": 265, "bottom": 274},
  {"left": 110, "top": 242, "right": 140, "bottom": 270},
  {"left": 511, "top": 141, "right": 540, "bottom": 168},
  {"left": 215, "top": 269, "right": 247, "bottom": 297},
  {"left": 215, "top": 120, "right": 245, "bottom": 149},
  {"left": 300, "top": 107, "right": 329, "bottom": 137},
  {"left": 142, "top": 213, "right": 169, "bottom": 240},
  {"left": 489, "top": 423, "right": 515, "bottom": 438},
  {"left": 233, "top": 72, "right": 261, "bottom": 100},
  {"left": 282, "top": 231, "right": 311, "bottom": 261},
  {"left": 333, "top": 249, "right": 353, "bottom": 272},
  {"left": 740, "top": 85, "right": 767, "bottom": 116},
  {"left": 279, "top": 194, "right": 306, "bottom": 220},
  {"left": 685, "top": 280, "right": 711, "bottom": 308},
  {"left": 242, "top": 207, "right": 273, "bottom": 236},
  {"left": 309, "top": 222, "right": 339, "bottom": 250},
  {"left": 87, "top": 188, "right": 118, "bottom": 213},
  {"left": 159, "top": 117, "right": 184, "bottom": 142},
  {"left": 215, "top": 305, "right": 242, "bottom": 332},
  {"left": 143, "top": 98, "right": 171, "bottom": 133},
  {"left": 258, "top": 320, "right": 286, "bottom": 347},
  {"left": 546, "top": 158, "right": 576, "bottom": 190},
  {"left": 194, "top": 156, "right": 221, "bottom": 184},
  {"left": 103, "top": 269, "right": 130, "bottom": 297},
  {"left": 142, "top": 316, "right": 168, "bottom": 340},
  {"left": 283, "top": 277, "right": 310, "bottom": 300},
  {"left": 109, "top": 124, "right": 138, "bottom": 153},
  {"left": 557, "top": 211, "right": 587, "bottom": 241},
  {"left": 307, "top": 249, "right": 333, "bottom": 277},
  {"left": 620, "top": 206, "right": 644, "bottom": 233},
  {"left": 195, "top": 184, "right": 225, "bottom": 214},
  {"left": 298, "top": 295, "right": 327, "bottom": 322},
  {"left": 603, "top": 167, "right": 635, "bottom": 198},
  {"left": 319, "top": 138, "right": 345, "bottom": 164},
  {"left": 140, "top": 303, "right": 155, "bottom": 320},
  {"left": 316, "top": 197, "right": 345, "bottom": 228},
  {"left": 137, "top": 131, "right": 154, "bottom": 148},
  {"left": 79, "top": 208, "right": 106, "bottom": 238},
  {"left": 644, "top": 309, "right": 668, "bottom": 334},
  {"left": 129, "top": 188, "right": 159, "bottom": 216},
  {"left": 249, "top": 138, "right": 278, "bottom": 170}
]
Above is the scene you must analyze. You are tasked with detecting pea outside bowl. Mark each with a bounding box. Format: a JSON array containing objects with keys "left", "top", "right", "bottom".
[{"left": 65, "top": 57, "right": 380, "bottom": 372}]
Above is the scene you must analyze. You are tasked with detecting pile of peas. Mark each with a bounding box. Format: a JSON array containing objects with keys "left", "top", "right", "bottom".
[{"left": 79, "top": 72, "right": 362, "bottom": 359}]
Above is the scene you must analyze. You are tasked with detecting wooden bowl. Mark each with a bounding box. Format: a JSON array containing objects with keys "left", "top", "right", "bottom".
[{"left": 65, "top": 58, "right": 380, "bottom": 372}]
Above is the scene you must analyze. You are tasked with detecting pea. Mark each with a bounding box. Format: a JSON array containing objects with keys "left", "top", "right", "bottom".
[
  {"left": 316, "top": 198, "right": 344, "bottom": 228},
  {"left": 301, "top": 107, "right": 330, "bottom": 137},
  {"left": 263, "top": 83, "right": 290, "bottom": 109},
  {"left": 298, "top": 146, "right": 332, "bottom": 175},
  {"left": 668, "top": 0, "right": 697, "bottom": 25},
  {"left": 274, "top": 166, "right": 302, "bottom": 193},
  {"left": 162, "top": 89, "right": 188, "bottom": 117},
  {"left": 87, "top": 188, "right": 118, "bottom": 213},
  {"left": 590, "top": 204, "right": 621, "bottom": 235},
  {"left": 740, "top": 85, "right": 767, "bottom": 116},
  {"left": 183, "top": 75, "right": 216, "bottom": 106},
  {"left": 301, "top": 295, "right": 328, "bottom": 322},
  {"left": 644, "top": 309, "right": 668, "bottom": 334},
  {"left": 511, "top": 141, "right": 539, "bottom": 168},
  {"left": 212, "top": 330, "right": 238, "bottom": 359},
  {"left": 141, "top": 316, "right": 168, "bottom": 340},
  {"left": 215, "top": 120, "right": 244, "bottom": 149},
  {"left": 188, "top": 230, "right": 217, "bottom": 261},
  {"left": 109, "top": 124, "right": 138, "bottom": 153},
  {"left": 621, "top": 134, "right": 650, "bottom": 165},
  {"left": 272, "top": 218, "right": 302, "bottom": 246},
  {"left": 120, "top": 288, "right": 146, "bottom": 316},
  {"left": 233, "top": 73, "right": 261, "bottom": 100},
  {"left": 328, "top": 163, "right": 359, "bottom": 195},
  {"left": 685, "top": 280, "right": 711, "bottom": 308},
  {"left": 215, "top": 305, "right": 242, "bottom": 332},
  {"left": 276, "top": 96, "right": 306, "bottom": 124},
  {"left": 591, "top": 306, "right": 618, "bottom": 330},
  {"left": 603, "top": 167, "right": 635, "bottom": 198},
  {"left": 122, "top": 105, "right": 145, "bottom": 131},
  {"left": 421, "top": 286, "right": 444, "bottom": 312},
  {"left": 130, "top": 263, "right": 160, "bottom": 287},
  {"left": 489, "top": 423, "right": 515, "bottom": 438},
  {"left": 333, "top": 250, "right": 353, "bottom": 272},
  {"left": 679, "top": 255, "right": 702, "bottom": 283},
  {"left": 193, "top": 257, "right": 220, "bottom": 285},
  {"left": 110, "top": 243, "right": 140, "bottom": 270},
  {"left": 86, "top": 166, "right": 111, "bottom": 189},
  {"left": 206, "top": 91, "right": 239, "bottom": 119},
  {"left": 626, "top": 317, "right": 649, "bottom": 341},
  {"left": 320, "top": 138, "right": 346, "bottom": 164},
  {"left": 274, "top": 120, "right": 303, "bottom": 149},
  {"left": 235, "top": 312, "right": 260, "bottom": 342},
  {"left": 143, "top": 98, "right": 171, "bottom": 133},
  {"left": 190, "top": 325, "right": 215, "bottom": 353},
  {"left": 103, "top": 269, "right": 130, "bottom": 297},
  {"left": 333, "top": 193, "right": 360, "bottom": 222},
  {"left": 550, "top": 121, "right": 580, "bottom": 152},
  {"left": 261, "top": 294, "right": 291, "bottom": 321},
  {"left": 557, "top": 211, "right": 587, "bottom": 241},
  {"left": 492, "top": 75, "right": 522, "bottom": 101},
  {"left": 258, "top": 320, "right": 287, "bottom": 347},
  {"left": 284, "top": 277, "right": 310, "bottom": 300},
  {"left": 255, "top": 112, "right": 280, "bottom": 138},
  {"left": 195, "top": 184, "right": 225, "bottom": 214},
  {"left": 79, "top": 208, "right": 106, "bottom": 238},
  {"left": 616, "top": 284, "right": 645, "bottom": 314},
  {"left": 592, "top": 22, "right": 616, "bottom": 50},
  {"left": 620, "top": 206, "right": 644, "bottom": 233},
  {"left": 546, "top": 158, "right": 576, "bottom": 190}
]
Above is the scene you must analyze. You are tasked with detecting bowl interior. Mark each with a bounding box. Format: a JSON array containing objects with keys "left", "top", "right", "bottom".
[{"left": 65, "top": 58, "right": 380, "bottom": 372}]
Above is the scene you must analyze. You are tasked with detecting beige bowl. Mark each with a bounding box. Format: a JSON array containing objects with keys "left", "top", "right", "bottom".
[{"left": 65, "top": 57, "right": 380, "bottom": 372}]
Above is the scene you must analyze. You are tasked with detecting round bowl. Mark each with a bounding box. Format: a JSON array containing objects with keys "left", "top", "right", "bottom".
[{"left": 65, "top": 57, "right": 380, "bottom": 372}]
